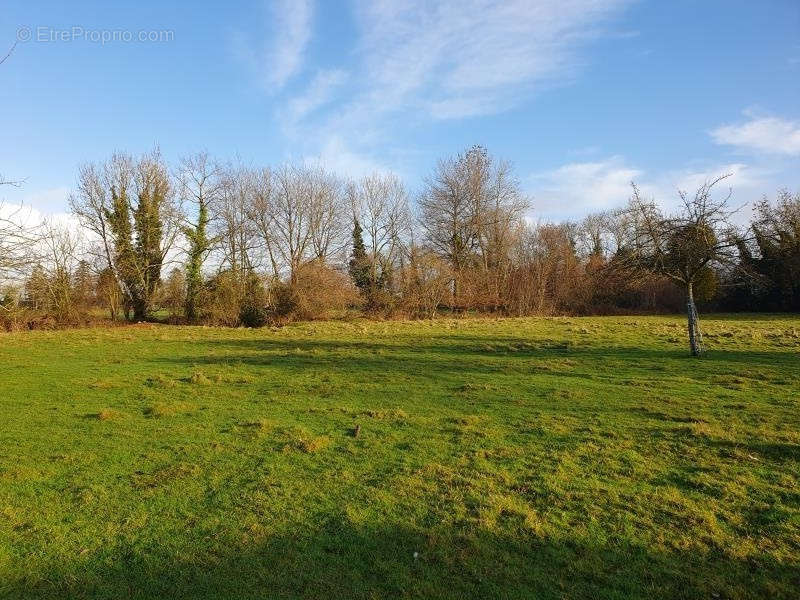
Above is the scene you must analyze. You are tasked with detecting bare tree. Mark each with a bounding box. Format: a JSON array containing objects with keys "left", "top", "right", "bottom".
[
  {"left": 578, "top": 212, "right": 613, "bottom": 259},
  {"left": 246, "top": 166, "right": 281, "bottom": 279},
  {"left": 507, "top": 221, "right": 582, "bottom": 315},
  {"left": 37, "top": 219, "right": 82, "bottom": 319},
  {"left": 306, "top": 165, "right": 347, "bottom": 263},
  {"left": 419, "top": 146, "right": 527, "bottom": 302},
  {"left": 214, "top": 163, "right": 257, "bottom": 277},
  {"left": 270, "top": 164, "right": 314, "bottom": 284},
  {"left": 235, "top": 163, "right": 346, "bottom": 286},
  {"left": 419, "top": 151, "right": 474, "bottom": 284},
  {"left": 0, "top": 203, "right": 41, "bottom": 281},
  {"left": 348, "top": 172, "right": 412, "bottom": 291},
  {"left": 626, "top": 175, "right": 741, "bottom": 356}
]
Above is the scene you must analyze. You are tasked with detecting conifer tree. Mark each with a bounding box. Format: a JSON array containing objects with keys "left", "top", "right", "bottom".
[{"left": 349, "top": 218, "right": 371, "bottom": 291}]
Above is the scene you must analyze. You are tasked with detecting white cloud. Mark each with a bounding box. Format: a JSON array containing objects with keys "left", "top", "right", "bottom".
[
  {"left": 285, "top": 69, "right": 348, "bottom": 124},
  {"left": 351, "top": 0, "right": 632, "bottom": 121},
  {"left": 529, "top": 158, "right": 771, "bottom": 222},
  {"left": 529, "top": 156, "right": 642, "bottom": 220},
  {"left": 710, "top": 113, "right": 800, "bottom": 156},
  {"left": 237, "top": 0, "right": 313, "bottom": 91},
  {"left": 305, "top": 136, "right": 391, "bottom": 180},
  {"left": 0, "top": 201, "right": 82, "bottom": 240},
  {"left": 278, "top": 0, "right": 633, "bottom": 179}
]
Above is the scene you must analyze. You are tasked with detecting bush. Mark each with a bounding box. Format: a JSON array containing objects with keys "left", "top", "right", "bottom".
[
  {"left": 272, "top": 260, "right": 360, "bottom": 321},
  {"left": 239, "top": 303, "right": 268, "bottom": 328},
  {"left": 196, "top": 271, "right": 242, "bottom": 326},
  {"left": 197, "top": 270, "right": 269, "bottom": 327},
  {"left": 363, "top": 287, "right": 400, "bottom": 317},
  {"left": 398, "top": 249, "right": 452, "bottom": 318}
]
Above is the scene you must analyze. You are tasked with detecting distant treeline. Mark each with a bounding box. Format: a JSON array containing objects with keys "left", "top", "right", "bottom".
[{"left": 1, "top": 145, "right": 798, "bottom": 331}]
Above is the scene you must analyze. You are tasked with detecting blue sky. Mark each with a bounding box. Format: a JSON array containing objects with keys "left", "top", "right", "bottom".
[{"left": 1, "top": 0, "right": 799, "bottom": 221}]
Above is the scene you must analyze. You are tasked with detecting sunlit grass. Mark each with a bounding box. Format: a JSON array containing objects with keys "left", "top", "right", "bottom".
[{"left": 1, "top": 315, "right": 798, "bottom": 599}]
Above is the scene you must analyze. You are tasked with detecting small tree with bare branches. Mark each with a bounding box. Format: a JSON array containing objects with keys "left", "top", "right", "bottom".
[{"left": 625, "top": 175, "right": 741, "bottom": 356}]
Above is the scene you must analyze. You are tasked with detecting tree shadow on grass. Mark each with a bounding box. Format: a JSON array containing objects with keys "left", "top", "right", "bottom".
[
  {"left": 703, "top": 439, "right": 800, "bottom": 464},
  {"left": 151, "top": 335, "right": 800, "bottom": 387},
  {"left": 7, "top": 516, "right": 798, "bottom": 600}
]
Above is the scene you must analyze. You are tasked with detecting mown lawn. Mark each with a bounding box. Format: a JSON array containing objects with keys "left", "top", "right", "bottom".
[{"left": 0, "top": 315, "right": 798, "bottom": 599}]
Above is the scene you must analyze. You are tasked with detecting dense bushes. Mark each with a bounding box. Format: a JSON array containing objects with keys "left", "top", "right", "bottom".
[{"left": 273, "top": 261, "right": 360, "bottom": 322}]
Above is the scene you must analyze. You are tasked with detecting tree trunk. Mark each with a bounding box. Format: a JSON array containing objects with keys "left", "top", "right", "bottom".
[{"left": 686, "top": 282, "right": 700, "bottom": 357}]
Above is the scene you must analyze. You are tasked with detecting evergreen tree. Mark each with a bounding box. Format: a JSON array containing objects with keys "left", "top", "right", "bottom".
[
  {"left": 132, "top": 159, "right": 168, "bottom": 319},
  {"left": 349, "top": 218, "right": 371, "bottom": 291},
  {"left": 72, "top": 260, "right": 95, "bottom": 309},
  {"left": 24, "top": 264, "right": 48, "bottom": 310},
  {"left": 178, "top": 153, "right": 220, "bottom": 322},
  {"left": 184, "top": 197, "right": 209, "bottom": 321}
]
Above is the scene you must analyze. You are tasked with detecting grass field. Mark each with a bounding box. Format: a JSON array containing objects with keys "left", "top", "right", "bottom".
[{"left": 1, "top": 315, "right": 799, "bottom": 599}]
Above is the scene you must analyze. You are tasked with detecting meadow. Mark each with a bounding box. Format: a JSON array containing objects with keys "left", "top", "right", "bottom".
[{"left": 0, "top": 315, "right": 798, "bottom": 599}]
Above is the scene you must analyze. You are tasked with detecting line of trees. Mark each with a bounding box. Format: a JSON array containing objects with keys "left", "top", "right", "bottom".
[{"left": 2, "top": 145, "right": 798, "bottom": 352}]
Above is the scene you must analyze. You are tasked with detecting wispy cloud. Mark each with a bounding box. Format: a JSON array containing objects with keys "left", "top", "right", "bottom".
[
  {"left": 529, "top": 156, "right": 642, "bottom": 220},
  {"left": 236, "top": 0, "right": 313, "bottom": 91},
  {"left": 278, "top": 0, "right": 634, "bottom": 176},
  {"left": 285, "top": 68, "right": 348, "bottom": 125},
  {"left": 351, "top": 0, "right": 632, "bottom": 120},
  {"left": 528, "top": 157, "right": 769, "bottom": 221},
  {"left": 305, "top": 136, "right": 391, "bottom": 179},
  {"left": 710, "top": 112, "right": 800, "bottom": 156}
]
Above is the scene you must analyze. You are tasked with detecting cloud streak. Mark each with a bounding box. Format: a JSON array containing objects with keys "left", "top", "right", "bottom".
[
  {"left": 285, "top": 69, "right": 348, "bottom": 124},
  {"left": 278, "top": 0, "right": 634, "bottom": 178},
  {"left": 351, "top": 0, "right": 632, "bottom": 120},
  {"left": 711, "top": 113, "right": 800, "bottom": 156},
  {"left": 237, "top": 0, "right": 313, "bottom": 91},
  {"left": 529, "top": 157, "right": 769, "bottom": 221}
]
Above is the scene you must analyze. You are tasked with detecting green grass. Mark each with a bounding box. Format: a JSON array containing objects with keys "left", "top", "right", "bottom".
[{"left": 1, "top": 315, "right": 799, "bottom": 599}]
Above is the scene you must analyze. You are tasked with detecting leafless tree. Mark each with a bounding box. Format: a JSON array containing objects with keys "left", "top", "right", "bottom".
[
  {"left": 214, "top": 163, "right": 257, "bottom": 277},
  {"left": 577, "top": 212, "right": 614, "bottom": 258},
  {"left": 269, "top": 164, "right": 315, "bottom": 284},
  {"left": 348, "top": 172, "right": 412, "bottom": 290},
  {"left": 306, "top": 165, "right": 347, "bottom": 263},
  {"left": 37, "top": 219, "right": 82, "bottom": 319},
  {"left": 0, "top": 203, "right": 41, "bottom": 281},
  {"left": 246, "top": 166, "right": 281, "bottom": 279},
  {"left": 239, "top": 163, "right": 346, "bottom": 286},
  {"left": 419, "top": 145, "right": 527, "bottom": 301},
  {"left": 507, "top": 221, "right": 582, "bottom": 315},
  {"left": 625, "top": 175, "right": 742, "bottom": 355}
]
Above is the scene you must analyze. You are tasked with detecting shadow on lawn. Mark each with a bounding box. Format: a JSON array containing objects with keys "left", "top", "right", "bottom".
[
  {"left": 704, "top": 439, "right": 800, "bottom": 463},
  {"left": 8, "top": 516, "right": 798, "bottom": 600},
  {"left": 152, "top": 335, "right": 800, "bottom": 385}
]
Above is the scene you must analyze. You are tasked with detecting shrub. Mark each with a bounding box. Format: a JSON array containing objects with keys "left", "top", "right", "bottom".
[
  {"left": 239, "top": 303, "right": 268, "bottom": 328},
  {"left": 197, "top": 270, "right": 269, "bottom": 327},
  {"left": 196, "top": 270, "right": 242, "bottom": 326},
  {"left": 398, "top": 249, "right": 452, "bottom": 318},
  {"left": 273, "top": 260, "right": 360, "bottom": 321}
]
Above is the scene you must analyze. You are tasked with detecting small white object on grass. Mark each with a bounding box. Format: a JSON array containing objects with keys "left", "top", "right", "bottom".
[{"left": 413, "top": 551, "right": 419, "bottom": 559}]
